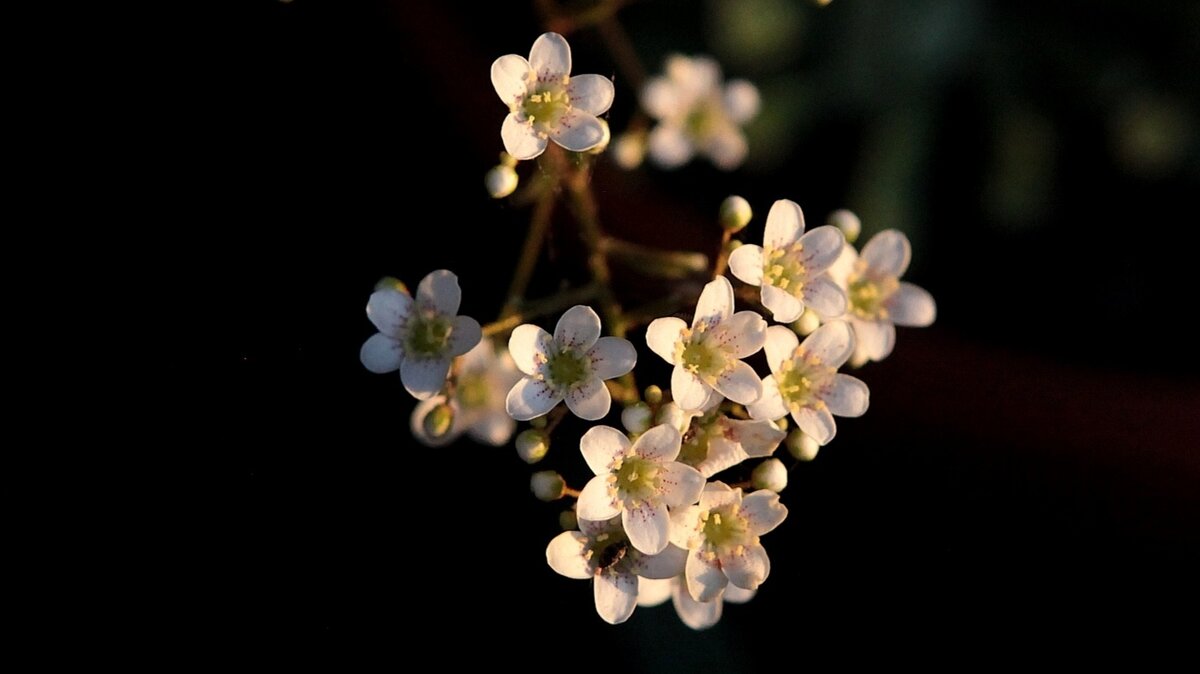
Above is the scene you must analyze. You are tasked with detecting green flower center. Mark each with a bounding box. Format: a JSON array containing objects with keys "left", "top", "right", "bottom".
[
  {"left": 545, "top": 348, "right": 590, "bottom": 388},
  {"left": 521, "top": 83, "right": 571, "bottom": 133},
  {"left": 456, "top": 372, "right": 489, "bottom": 410},
  {"left": 847, "top": 272, "right": 899, "bottom": 321},
  {"left": 615, "top": 456, "right": 660, "bottom": 500},
  {"left": 406, "top": 313, "right": 451, "bottom": 357},
  {"left": 762, "top": 244, "right": 808, "bottom": 297},
  {"left": 776, "top": 351, "right": 834, "bottom": 413},
  {"left": 679, "top": 411, "right": 722, "bottom": 467},
  {"left": 702, "top": 504, "right": 748, "bottom": 548},
  {"left": 684, "top": 96, "right": 725, "bottom": 141},
  {"left": 675, "top": 325, "right": 728, "bottom": 380}
]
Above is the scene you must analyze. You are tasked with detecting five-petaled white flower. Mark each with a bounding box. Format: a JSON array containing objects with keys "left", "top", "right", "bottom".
[
  {"left": 576, "top": 424, "right": 705, "bottom": 555},
  {"left": 506, "top": 305, "right": 636, "bottom": 421},
  {"left": 637, "top": 576, "right": 756, "bottom": 631},
  {"left": 359, "top": 270, "right": 482, "bottom": 400},
  {"left": 823, "top": 228, "right": 937, "bottom": 363},
  {"left": 728, "top": 199, "right": 847, "bottom": 324},
  {"left": 547, "top": 517, "right": 687, "bottom": 625},
  {"left": 658, "top": 399, "right": 785, "bottom": 479},
  {"left": 641, "top": 55, "right": 760, "bottom": 170},
  {"left": 410, "top": 340, "right": 522, "bottom": 447},
  {"left": 669, "top": 481, "right": 787, "bottom": 602},
  {"left": 748, "top": 321, "right": 868, "bottom": 446},
  {"left": 645, "top": 276, "right": 767, "bottom": 411},
  {"left": 491, "top": 32, "right": 615, "bottom": 161}
]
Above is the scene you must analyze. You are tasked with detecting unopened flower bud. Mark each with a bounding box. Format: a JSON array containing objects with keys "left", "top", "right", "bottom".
[
  {"left": 793, "top": 308, "right": 821, "bottom": 336},
  {"left": 848, "top": 350, "right": 868, "bottom": 369},
  {"left": 643, "top": 385, "right": 663, "bottom": 406},
  {"left": 613, "top": 132, "right": 646, "bottom": 169},
  {"left": 827, "top": 209, "right": 861, "bottom": 243},
  {"left": 499, "top": 151, "right": 518, "bottom": 168},
  {"left": 516, "top": 429, "right": 550, "bottom": 464},
  {"left": 559, "top": 510, "right": 578, "bottom": 530},
  {"left": 588, "top": 119, "right": 612, "bottom": 155},
  {"left": 786, "top": 430, "right": 820, "bottom": 461},
  {"left": 719, "top": 196, "right": 753, "bottom": 232},
  {"left": 485, "top": 165, "right": 519, "bottom": 199},
  {"left": 422, "top": 403, "right": 454, "bottom": 439},
  {"left": 621, "top": 402, "right": 653, "bottom": 434},
  {"left": 374, "top": 276, "right": 408, "bottom": 294},
  {"left": 752, "top": 458, "right": 788, "bottom": 492},
  {"left": 529, "top": 416, "right": 548, "bottom": 430},
  {"left": 531, "top": 471, "right": 566, "bottom": 501},
  {"left": 772, "top": 416, "right": 789, "bottom": 432}
]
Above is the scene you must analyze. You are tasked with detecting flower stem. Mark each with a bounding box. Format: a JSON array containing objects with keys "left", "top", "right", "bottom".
[
  {"left": 712, "top": 230, "right": 734, "bottom": 279},
  {"left": 482, "top": 283, "right": 602, "bottom": 338},
  {"left": 500, "top": 185, "right": 556, "bottom": 319}
]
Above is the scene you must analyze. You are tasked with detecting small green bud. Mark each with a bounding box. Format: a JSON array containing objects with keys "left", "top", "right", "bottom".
[
  {"left": 559, "top": 510, "right": 579, "bottom": 531},
  {"left": 587, "top": 119, "right": 612, "bottom": 155},
  {"left": 531, "top": 471, "right": 566, "bottom": 501},
  {"left": 786, "top": 430, "right": 820, "bottom": 461},
  {"left": 643, "top": 385, "right": 663, "bottom": 406},
  {"left": 719, "top": 195, "right": 753, "bottom": 232},
  {"left": 612, "top": 132, "right": 646, "bottom": 169},
  {"left": 516, "top": 429, "right": 550, "bottom": 464},
  {"left": 621, "top": 402, "right": 653, "bottom": 434},
  {"left": 421, "top": 403, "right": 454, "bottom": 439},
  {"left": 793, "top": 309, "right": 821, "bottom": 336},
  {"left": 485, "top": 165, "right": 519, "bottom": 199},
  {"left": 751, "top": 458, "right": 788, "bottom": 492},
  {"left": 374, "top": 276, "right": 408, "bottom": 294},
  {"left": 827, "top": 209, "right": 861, "bottom": 243}
]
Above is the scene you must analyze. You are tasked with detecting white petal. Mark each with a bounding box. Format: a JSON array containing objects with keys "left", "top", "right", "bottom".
[
  {"left": 710, "top": 360, "right": 762, "bottom": 406},
  {"left": 727, "top": 244, "right": 764, "bottom": 286},
  {"left": 501, "top": 113, "right": 548, "bottom": 160},
  {"left": 491, "top": 53, "right": 531, "bottom": 104},
  {"left": 580, "top": 424, "right": 631, "bottom": 475},
  {"left": 723, "top": 79, "right": 760, "bottom": 124},
  {"left": 887, "top": 282, "right": 936, "bottom": 327},
  {"left": 695, "top": 437, "right": 749, "bottom": 478},
  {"left": 588, "top": 336, "right": 636, "bottom": 380},
  {"left": 673, "top": 584, "right": 723, "bottom": 630},
  {"left": 659, "top": 462, "right": 705, "bottom": 508},
  {"left": 576, "top": 475, "right": 622, "bottom": 521},
  {"left": 861, "top": 229, "right": 912, "bottom": 277},
  {"left": 636, "top": 577, "right": 673, "bottom": 607},
  {"left": 671, "top": 366, "right": 712, "bottom": 411},
  {"left": 711, "top": 311, "right": 766, "bottom": 359},
  {"left": 720, "top": 543, "right": 770, "bottom": 591},
  {"left": 793, "top": 405, "right": 836, "bottom": 446},
  {"left": 746, "top": 376, "right": 788, "bottom": 421},
  {"left": 705, "top": 128, "right": 748, "bottom": 171},
  {"left": 698, "top": 481, "right": 740, "bottom": 511},
  {"left": 686, "top": 549, "right": 728, "bottom": 603},
  {"left": 632, "top": 423, "right": 682, "bottom": 462},
  {"left": 724, "top": 585, "right": 756, "bottom": 604},
  {"left": 763, "top": 199, "right": 805, "bottom": 249},
  {"left": 634, "top": 544, "right": 688, "bottom": 580},
  {"left": 726, "top": 419, "right": 786, "bottom": 458},
  {"left": 567, "top": 74, "right": 614, "bottom": 115},
  {"left": 359, "top": 333, "right": 403, "bottom": 374},
  {"left": 692, "top": 276, "right": 734, "bottom": 329},
  {"left": 802, "top": 320, "right": 855, "bottom": 367},
  {"left": 648, "top": 124, "right": 694, "bottom": 168},
  {"left": 742, "top": 490, "right": 788, "bottom": 536},
  {"left": 623, "top": 501, "right": 671, "bottom": 555},
  {"left": 550, "top": 110, "right": 607, "bottom": 152},
  {"left": 554, "top": 304, "right": 602, "bottom": 351},
  {"left": 456, "top": 340, "right": 493, "bottom": 373},
  {"left": 400, "top": 357, "right": 451, "bottom": 400},
  {"left": 410, "top": 397, "right": 459, "bottom": 448},
  {"left": 529, "top": 32, "right": 572, "bottom": 79},
  {"left": 852, "top": 318, "right": 895, "bottom": 361},
  {"left": 657, "top": 402, "right": 697, "bottom": 436},
  {"left": 546, "top": 531, "right": 591, "bottom": 579},
  {"left": 416, "top": 269, "right": 461, "bottom": 315},
  {"left": 366, "top": 288, "right": 412, "bottom": 337},
  {"left": 640, "top": 77, "right": 680, "bottom": 119},
  {"left": 593, "top": 572, "right": 638, "bottom": 625},
  {"left": 761, "top": 284, "right": 804, "bottom": 323},
  {"left": 669, "top": 55, "right": 721, "bottom": 97},
  {"left": 824, "top": 374, "right": 869, "bottom": 417},
  {"left": 565, "top": 377, "right": 612, "bottom": 420},
  {"left": 825, "top": 242, "right": 858, "bottom": 287},
  {"left": 645, "top": 317, "right": 687, "bottom": 364},
  {"left": 448, "top": 316, "right": 481, "bottom": 357},
  {"left": 466, "top": 412, "right": 516, "bottom": 446},
  {"left": 802, "top": 275, "right": 848, "bottom": 319},
  {"left": 505, "top": 377, "right": 562, "bottom": 420},
  {"left": 763, "top": 325, "right": 799, "bottom": 372},
  {"left": 508, "top": 324, "right": 553, "bottom": 376},
  {"left": 797, "top": 225, "right": 847, "bottom": 274}
]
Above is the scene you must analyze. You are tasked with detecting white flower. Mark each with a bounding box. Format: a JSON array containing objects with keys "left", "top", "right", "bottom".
[
  {"left": 506, "top": 305, "right": 636, "bottom": 421},
  {"left": 669, "top": 482, "right": 787, "bottom": 602},
  {"left": 491, "top": 32, "right": 615, "bottom": 160},
  {"left": 658, "top": 399, "right": 785, "bottom": 478},
  {"left": 636, "top": 576, "right": 756, "bottom": 630},
  {"left": 748, "top": 322, "right": 868, "bottom": 446},
  {"left": 546, "top": 517, "right": 687, "bottom": 625},
  {"left": 360, "top": 270, "right": 482, "bottom": 400},
  {"left": 410, "top": 340, "right": 522, "bottom": 447},
  {"left": 641, "top": 55, "right": 760, "bottom": 170},
  {"left": 645, "top": 276, "right": 767, "bottom": 411},
  {"left": 823, "top": 228, "right": 937, "bottom": 363},
  {"left": 576, "top": 424, "right": 705, "bottom": 555},
  {"left": 728, "top": 199, "right": 848, "bottom": 324}
]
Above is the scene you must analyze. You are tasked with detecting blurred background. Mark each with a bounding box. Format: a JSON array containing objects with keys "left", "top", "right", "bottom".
[{"left": 204, "top": 0, "right": 1199, "bottom": 665}]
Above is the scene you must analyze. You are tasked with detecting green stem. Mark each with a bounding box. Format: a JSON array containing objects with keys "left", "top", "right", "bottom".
[
  {"left": 500, "top": 185, "right": 556, "bottom": 319},
  {"left": 482, "top": 283, "right": 602, "bottom": 338}
]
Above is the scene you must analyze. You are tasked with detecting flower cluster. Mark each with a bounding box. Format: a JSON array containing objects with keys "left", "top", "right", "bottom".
[{"left": 360, "top": 30, "right": 936, "bottom": 629}]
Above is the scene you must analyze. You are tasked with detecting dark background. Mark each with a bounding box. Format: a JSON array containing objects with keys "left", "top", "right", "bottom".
[{"left": 207, "top": 0, "right": 1199, "bottom": 665}]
